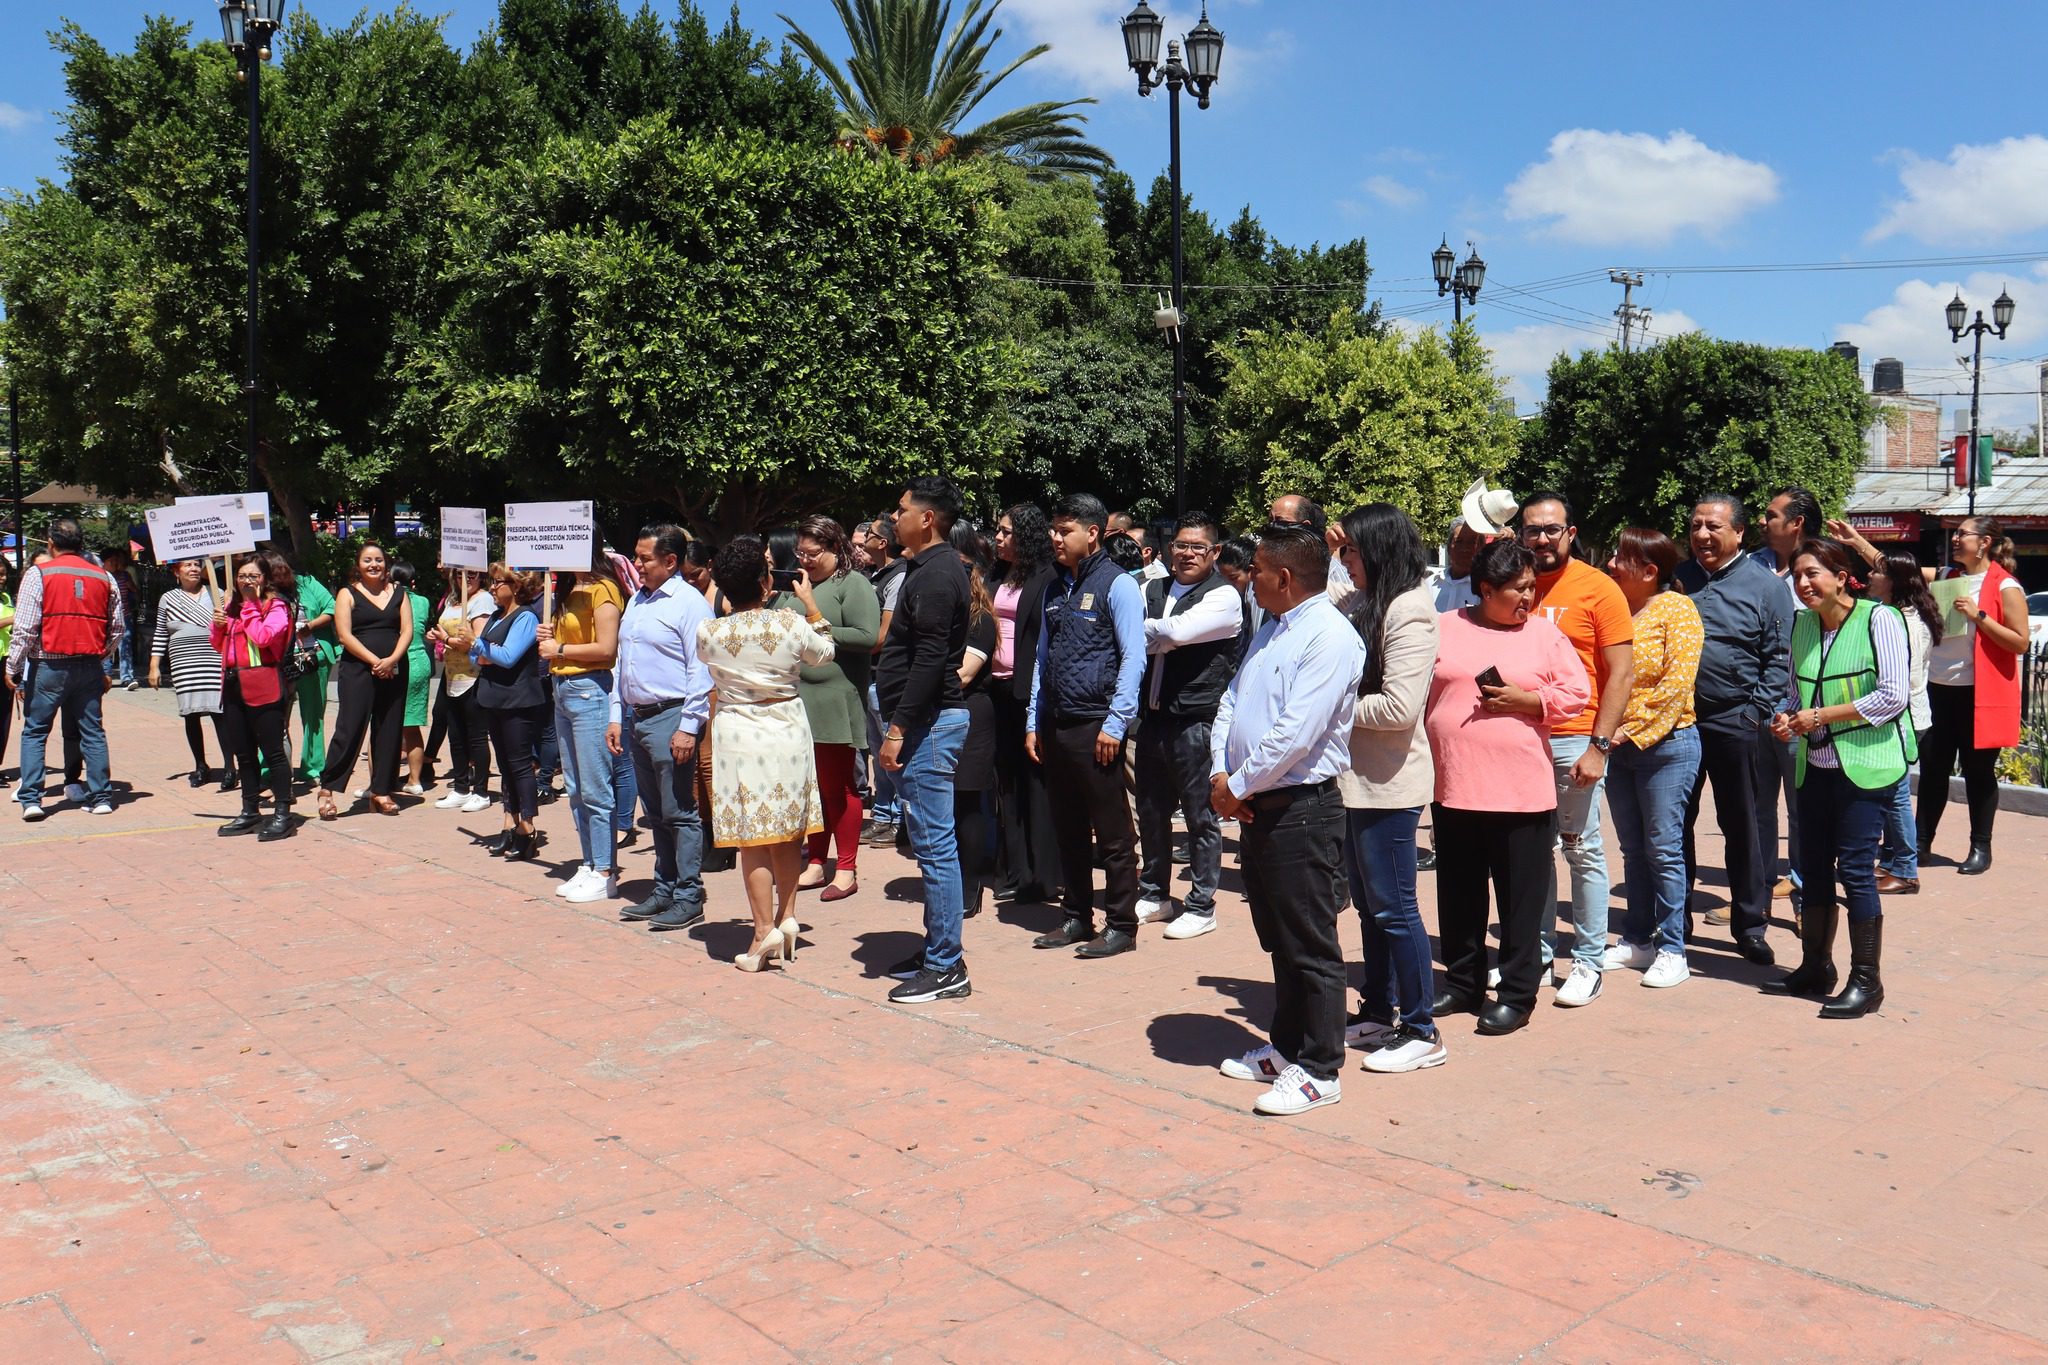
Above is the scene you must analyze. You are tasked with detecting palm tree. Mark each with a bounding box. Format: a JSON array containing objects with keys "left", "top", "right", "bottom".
[{"left": 781, "top": 0, "right": 1112, "bottom": 179}]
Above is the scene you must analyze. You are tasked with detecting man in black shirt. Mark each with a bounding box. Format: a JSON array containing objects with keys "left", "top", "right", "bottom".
[{"left": 876, "top": 477, "right": 974, "bottom": 1004}]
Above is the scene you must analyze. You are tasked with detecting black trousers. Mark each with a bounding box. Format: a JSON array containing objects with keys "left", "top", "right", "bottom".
[
  {"left": 444, "top": 686, "right": 492, "bottom": 796},
  {"left": 183, "top": 712, "right": 228, "bottom": 772},
  {"left": 992, "top": 690, "right": 1057, "bottom": 900},
  {"left": 955, "top": 788, "right": 993, "bottom": 915},
  {"left": 220, "top": 686, "right": 291, "bottom": 806},
  {"left": 1042, "top": 718, "right": 1138, "bottom": 933},
  {"left": 1435, "top": 804, "right": 1556, "bottom": 1015},
  {"left": 1682, "top": 722, "right": 1769, "bottom": 941},
  {"left": 1917, "top": 682, "right": 2001, "bottom": 849},
  {"left": 1241, "top": 782, "right": 1348, "bottom": 1081},
  {"left": 326, "top": 656, "right": 408, "bottom": 796},
  {"left": 1136, "top": 712, "right": 1223, "bottom": 915},
  {"left": 487, "top": 702, "right": 545, "bottom": 821},
  {"left": 423, "top": 674, "right": 450, "bottom": 768}
]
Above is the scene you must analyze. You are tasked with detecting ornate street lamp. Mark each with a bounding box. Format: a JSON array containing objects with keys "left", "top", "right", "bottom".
[
  {"left": 1946, "top": 288, "right": 2016, "bottom": 517},
  {"left": 1121, "top": 1, "right": 1224, "bottom": 517},
  {"left": 218, "top": 0, "right": 286, "bottom": 500},
  {"left": 1434, "top": 238, "right": 1485, "bottom": 324}
]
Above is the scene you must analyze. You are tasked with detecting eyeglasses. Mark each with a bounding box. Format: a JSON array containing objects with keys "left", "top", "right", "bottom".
[
  {"left": 1518, "top": 525, "right": 1568, "bottom": 541},
  {"left": 1170, "top": 541, "right": 1217, "bottom": 555}
]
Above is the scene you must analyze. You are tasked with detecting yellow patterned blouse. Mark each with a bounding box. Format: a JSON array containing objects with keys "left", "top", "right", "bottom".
[{"left": 1617, "top": 589, "right": 1703, "bottom": 750}]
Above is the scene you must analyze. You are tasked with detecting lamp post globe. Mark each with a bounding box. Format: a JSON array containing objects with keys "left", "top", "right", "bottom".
[
  {"left": 1457, "top": 247, "right": 1486, "bottom": 298},
  {"left": 1946, "top": 292, "right": 1969, "bottom": 339},
  {"left": 1183, "top": 6, "right": 1224, "bottom": 106},
  {"left": 1120, "top": 1, "right": 1162, "bottom": 88},
  {"left": 219, "top": 0, "right": 246, "bottom": 51},
  {"left": 1431, "top": 238, "right": 1455, "bottom": 290},
  {"left": 1994, "top": 288, "right": 2016, "bottom": 334}
]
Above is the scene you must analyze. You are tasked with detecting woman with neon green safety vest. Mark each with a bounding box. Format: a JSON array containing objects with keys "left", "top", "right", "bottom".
[{"left": 1767, "top": 538, "right": 1912, "bottom": 1020}]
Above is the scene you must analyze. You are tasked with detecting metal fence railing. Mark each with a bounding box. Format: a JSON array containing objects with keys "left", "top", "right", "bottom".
[{"left": 2018, "top": 646, "right": 2048, "bottom": 788}]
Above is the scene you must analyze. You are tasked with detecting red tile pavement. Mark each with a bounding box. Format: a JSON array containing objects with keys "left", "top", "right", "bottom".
[{"left": 2, "top": 687, "right": 2046, "bottom": 1361}]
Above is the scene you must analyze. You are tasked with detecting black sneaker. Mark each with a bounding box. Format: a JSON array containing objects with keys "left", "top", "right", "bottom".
[
  {"left": 1416, "top": 848, "right": 1439, "bottom": 872},
  {"left": 888, "top": 963, "right": 970, "bottom": 1003},
  {"left": 862, "top": 820, "right": 898, "bottom": 848},
  {"left": 648, "top": 903, "right": 706, "bottom": 932},
  {"left": 886, "top": 953, "right": 926, "bottom": 980}
]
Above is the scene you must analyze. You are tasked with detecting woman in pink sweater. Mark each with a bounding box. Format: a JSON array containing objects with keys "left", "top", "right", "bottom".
[
  {"left": 209, "top": 551, "right": 297, "bottom": 841},
  {"left": 1426, "top": 539, "right": 1589, "bottom": 1036}
]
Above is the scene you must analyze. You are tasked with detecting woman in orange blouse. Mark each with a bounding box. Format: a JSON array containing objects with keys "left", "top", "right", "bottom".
[{"left": 1599, "top": 529, "right": 1704, "bottom": 988}]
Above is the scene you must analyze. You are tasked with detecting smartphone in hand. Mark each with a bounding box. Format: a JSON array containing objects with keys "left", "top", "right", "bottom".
[{"left": 1475, "top": 665, "right": 1506, "bottom": 691}]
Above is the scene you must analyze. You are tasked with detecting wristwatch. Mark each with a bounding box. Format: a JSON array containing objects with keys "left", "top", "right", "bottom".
[{"left": 1589, "top": 735, "right": 1613, "bottom": 755}]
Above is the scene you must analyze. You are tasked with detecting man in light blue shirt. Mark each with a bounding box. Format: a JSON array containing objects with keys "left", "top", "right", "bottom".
[
  {"left": 1209, "top": 525, "right": 1366, "bottom": 1116},
  {"left": 606, "top": 524, "right": 714, "bottom": 931}
]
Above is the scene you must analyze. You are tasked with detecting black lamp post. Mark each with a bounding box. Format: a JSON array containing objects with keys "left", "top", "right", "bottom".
[
  {"left": 1122, "top": 1, "right": 1223, "bottom": 517},
  {"left": 1432, "top": 238, "right": 1485, "bottom": 324},
  {"left": 1946, "top": 286, "right": 2015, "bottom": 518},
  {"left": 218, "top": 0, "right": 284, "bottom": 501}
]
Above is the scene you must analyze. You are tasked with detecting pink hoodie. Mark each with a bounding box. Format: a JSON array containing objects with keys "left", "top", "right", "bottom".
[{"left": 210, "top": 596, "right": 292, "bottom": 668}]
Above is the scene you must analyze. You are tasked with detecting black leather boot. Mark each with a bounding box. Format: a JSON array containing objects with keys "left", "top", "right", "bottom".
[
  {"left": 257, "top": 799, "right": 294, "bottom": 842},
  {"left": 1764, "top": 901, "right": 1837, "bottom": 997},
  {"left": 219, "top": 801, "right": 262, "bottom": 836},
  {"left": 1819, "top": 918, "right": 1884, "bottom": 1019},
  {"left": 1958, "top": 843, "right": 1992, "bottom": 875}
]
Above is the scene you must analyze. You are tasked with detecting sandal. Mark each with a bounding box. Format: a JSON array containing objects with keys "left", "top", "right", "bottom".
[
  {"left": 317, "top": 792, "right": 339, "bottom": 821},
  {"left": 369, "top": 795, "right": 400, "bottom": 816}
]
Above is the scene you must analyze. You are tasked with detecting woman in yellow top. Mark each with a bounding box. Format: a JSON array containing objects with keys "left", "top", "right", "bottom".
[
  {"left": 1599, "top": 529, "right": 1705, "bottom": 989},
  {"left": 536, "top": 548, "right": 626, "bottom": 904}
]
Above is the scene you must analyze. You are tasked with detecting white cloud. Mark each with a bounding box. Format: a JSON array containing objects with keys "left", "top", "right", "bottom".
[
  {"left": 1869, "top": 135, "right": 2048, "bottom": 244},
  {"left": 1504, "top": 130, "right": 1780, "bottom": 246},
  {"left": 1360, "top": 174, "right": 1421, "bottom": 210},
  {"left": 1002, "top": 0, "right": 1286, "bottom": 102},
  {"left": 1473, "top": 309, "right": 1701, "bottom": 412},
  {"left": 0, "top": 102, "right": 40, "bottom": 133},
  {"left": 1836, "top": 266, "right": 2048, "bottom": 432}
]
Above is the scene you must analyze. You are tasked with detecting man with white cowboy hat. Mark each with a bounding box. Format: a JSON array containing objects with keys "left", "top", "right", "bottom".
[{"left": 1435, "top": 477, "right": 1518, "bottom": 613}]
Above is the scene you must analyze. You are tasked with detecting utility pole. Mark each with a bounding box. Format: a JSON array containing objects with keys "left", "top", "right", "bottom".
[{"left": 1610, "top": 270, "right": 1649, "bottom": 351}]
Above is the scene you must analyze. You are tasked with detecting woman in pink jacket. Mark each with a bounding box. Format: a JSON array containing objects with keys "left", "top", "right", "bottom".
[
  {"left": 1426, "top": 539, "right": 1590, "bottom": 1036},
  {"left": 210, "top": 551, "right": 297, "bottom": 841}
]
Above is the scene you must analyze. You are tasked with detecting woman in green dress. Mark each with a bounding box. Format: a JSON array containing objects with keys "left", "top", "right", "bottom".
[{"left": 779, "top": 516, "right": 879, "bottom": 901}]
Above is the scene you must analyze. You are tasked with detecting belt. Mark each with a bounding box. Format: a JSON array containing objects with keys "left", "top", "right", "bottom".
[
  {"left": 1247, "top": 778, "right": 1335, "bottom": 812},
  {"left": 629, "top": 697, "right": 686, "bottom": 720}
]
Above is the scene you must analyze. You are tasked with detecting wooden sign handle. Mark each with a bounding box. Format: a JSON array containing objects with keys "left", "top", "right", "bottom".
[{"left": 204, "top": 557, "right": 225, "bottom": 603}]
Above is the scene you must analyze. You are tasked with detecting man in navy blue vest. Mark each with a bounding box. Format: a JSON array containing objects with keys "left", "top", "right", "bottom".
[
  {"left": 1026, "top": 492, "right": 1148, "bottom": 958},
  {"left": 1135, "top": 511, "right": 1244, "bottom": 940}
]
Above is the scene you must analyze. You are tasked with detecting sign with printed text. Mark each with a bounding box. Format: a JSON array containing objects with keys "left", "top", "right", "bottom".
[
  {"left": 144, "top": 495, "right": 256, "bottom": 562},
  {"left": 502, "top": 500, "right": 594, "bottom": 571},
  {"left": 177, "top": 491, "right": 269, "bottom": 541},
  {"left": 440, "top": 507, "right": 490, "bottom": 570}
]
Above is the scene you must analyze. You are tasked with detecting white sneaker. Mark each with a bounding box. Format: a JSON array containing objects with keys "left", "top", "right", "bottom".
[
  {"left": 350, "top": 788, "right": 367, "bottom": 799},
  {"left": 65, "top": 783, "right": 87, "bottom": 804},
  {"left": 1219, "top": 1044, "right": 1290, "bottom": 1083},
  {"left": 563, "top": 870, "right": 618, "bottom": 904},
  {"left": 1553, "top": 962, "right": 1603, "bottom": 1008},
  {"left": 1642, "top": 951, "right": 1691, "bottom": 989},
  {"left": 1603, "top": 940, "right": 1657, "bottom": 972},
  {"left": 1253, "top": 1064, "right": 1341, "bottom": 1116},
  {"left": 20, "top": 804, "right": 46, "bottom": 822},
  {"left": 1343, "top": 1015, "right": 1398, "bottom": 1050},
  {"left": 1162, "top": 911, "right": 1216, "bottom": 940},
  {"left": 435, "top": 790, "right": 468, "bottom": 809},
  {"left": 1363, "top": 1027, "right": 1449, "bottom": 1074},
  {"left": 556, "top": 866, "right": 596, "bottom": 898},
  {"left": 459, "top": 794, "right": 492, "bottom": 814},
  {"left": 402, "top": 783, "right": 426, "bottom": 797},
  {"left": 1487, "top": 966, "right": 1502, "bottom": 989},
  {"left": 1135, "top": 896, "right": 1174, "bottom": 925},
  {"left": 88, "top": 803, "right": 114, "bottom": 816}
]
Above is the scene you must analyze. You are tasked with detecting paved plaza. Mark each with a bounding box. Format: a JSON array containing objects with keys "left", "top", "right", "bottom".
[{"left": 3, "top": 687, "right": 2046, "bottom": 1362}]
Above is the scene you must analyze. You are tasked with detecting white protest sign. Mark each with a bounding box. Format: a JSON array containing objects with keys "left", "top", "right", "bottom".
[
  {"left": 441, "top": 507, "right": 490, "bottom": 570},
  {"left": 145, "top": 495, "right": 257, "bottom": 562},
  {"left": 178, "top": 491, "right": 270, "bottom": 540},
  {"left": 503, "top": 500, "right": 594, "bottom": 571}
]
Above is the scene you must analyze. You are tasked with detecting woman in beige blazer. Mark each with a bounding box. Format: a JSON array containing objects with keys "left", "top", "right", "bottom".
[{"left": 1333, "top": 504, "right": 1446, "bottom": 1074}]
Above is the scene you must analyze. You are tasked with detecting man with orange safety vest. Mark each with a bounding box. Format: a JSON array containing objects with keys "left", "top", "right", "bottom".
[{"left": 6, "top": 519, "right": 121, "bottom": 820}]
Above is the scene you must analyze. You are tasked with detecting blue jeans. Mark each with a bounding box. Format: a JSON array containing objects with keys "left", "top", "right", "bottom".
[
  {"left": 17, "top": 658, "right": 111, "bottom": 807},
  {"left": 1544, "top": 735, "right": 1612, "bottom": 970},
  {"left": 555, "top": 673, "right": 618, "bottom": 873},
  {"left": 863, "top": 683, "right": 899, "bottom": 824},
  {"left": 1797, "top": 763, "right": 1885, "bottom": 925},
  {"left": 1608, "top": 727, "right": 1702, "bottom": 955},
  {"left": 1342, "top": 805, "right": 1435, "bottom": 1035},
  {"left": 613, "top": 726, "right": 639, "bottom": 835},
  {"left": 1876, "top": 735, "right": 1923, "bottom": 878},
  {"left": 628, "top": 704, "right": 705, "bottom": 912},
  {"left": 896, "top": 708, "right": 969, "bottom": 971},
  {"left": 106, "top": 623, "right": 136, "bottom": 685}
]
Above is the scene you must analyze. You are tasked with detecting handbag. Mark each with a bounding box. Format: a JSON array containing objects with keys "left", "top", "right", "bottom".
[
  {"left": 232, "top": 606, "right": 286, "bottom": 706},
  {"left": 280, "top": 601, "right": 317, "bottom": 686}
]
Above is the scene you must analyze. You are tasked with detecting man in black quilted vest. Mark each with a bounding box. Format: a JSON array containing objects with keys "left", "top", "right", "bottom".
[{"left": 1025, "top": 492, "right": 1148, "bottom": 959}]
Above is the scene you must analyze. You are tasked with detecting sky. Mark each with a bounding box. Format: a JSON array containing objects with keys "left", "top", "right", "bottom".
[{"left": 5, "top": 0, "right": 2048, "bottom": 434}]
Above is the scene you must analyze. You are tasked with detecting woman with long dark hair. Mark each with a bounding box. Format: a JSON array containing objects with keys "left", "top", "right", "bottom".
[
  {"left": 389, "top": 561, "right": 434, "bottom": 796},
  {"left": 1333, "top": 504, "right": 1444, "bottom": 1071},
  {"left": 210, "top": 551, "right": 297, "bottom": 840},
  {"left": 1866, "top": 548, "right": 1942, "bottom": 894},
  {"left": 472, "top": 565, "right": 547, "bottom": 860},
  {"left": 989, "top": 502, "right": 1059, "bottom": 903},
  {"left": 320, "top": 542, "right": 414, "bottom": 818},
  {"left": 782, "top": 515, "right": 878, "bottom": 901}
]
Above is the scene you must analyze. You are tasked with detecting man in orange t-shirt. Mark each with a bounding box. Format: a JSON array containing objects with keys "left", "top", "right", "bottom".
[{"left": 1519, "top": 493, "right": 1634, "bottom": 1008}]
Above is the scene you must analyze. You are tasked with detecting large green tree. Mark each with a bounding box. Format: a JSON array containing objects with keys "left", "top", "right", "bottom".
[
  {"left": 1215, "top": 314, "right": 1520, "bottom": 534},
  {"left": 423, "top": 124, "right": 1013, "bottom": 534},
  {"left": 1509, "top": 334, "right": 1871, "bottom": 548}
]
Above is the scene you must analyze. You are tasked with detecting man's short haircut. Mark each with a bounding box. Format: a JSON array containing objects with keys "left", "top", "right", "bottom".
[
  {"left": 903, "top": 476, "right": 963, "bottom": 536},
  {"left": 1173, "top": 509, "right": 1223, "bottom": 543},
  {"left": 1519, "top": 491, "right": 1574, "bottom": 526},
  {"left": 637, "top": 523, "right": 690, "bottom": 563},
  {"left": 48, "top": 517, "right": 84, "bottom": 553},
  {"left": 1271, "top": 495, "right": 1327, "bottom": 536},
  {"left": 1773, "top": 485, "right": 1824, "bottom": 538},
  {"left": 1692, "top": 493, "right": 1747, "bottom": 531},
  {"left": 1103, "top": 533, "right": 1144, "bottom": 573},
  {"left": 1257, "top": 523, "right": 1329, "bottom": 590},
  {"left": 1051, "top": 492, "right": 1108, "bottom": 531}
]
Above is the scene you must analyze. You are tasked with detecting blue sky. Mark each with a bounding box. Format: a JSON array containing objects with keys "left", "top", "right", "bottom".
[{"left": 5, "top": 0, "right": 2048, "bottom": 431}]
